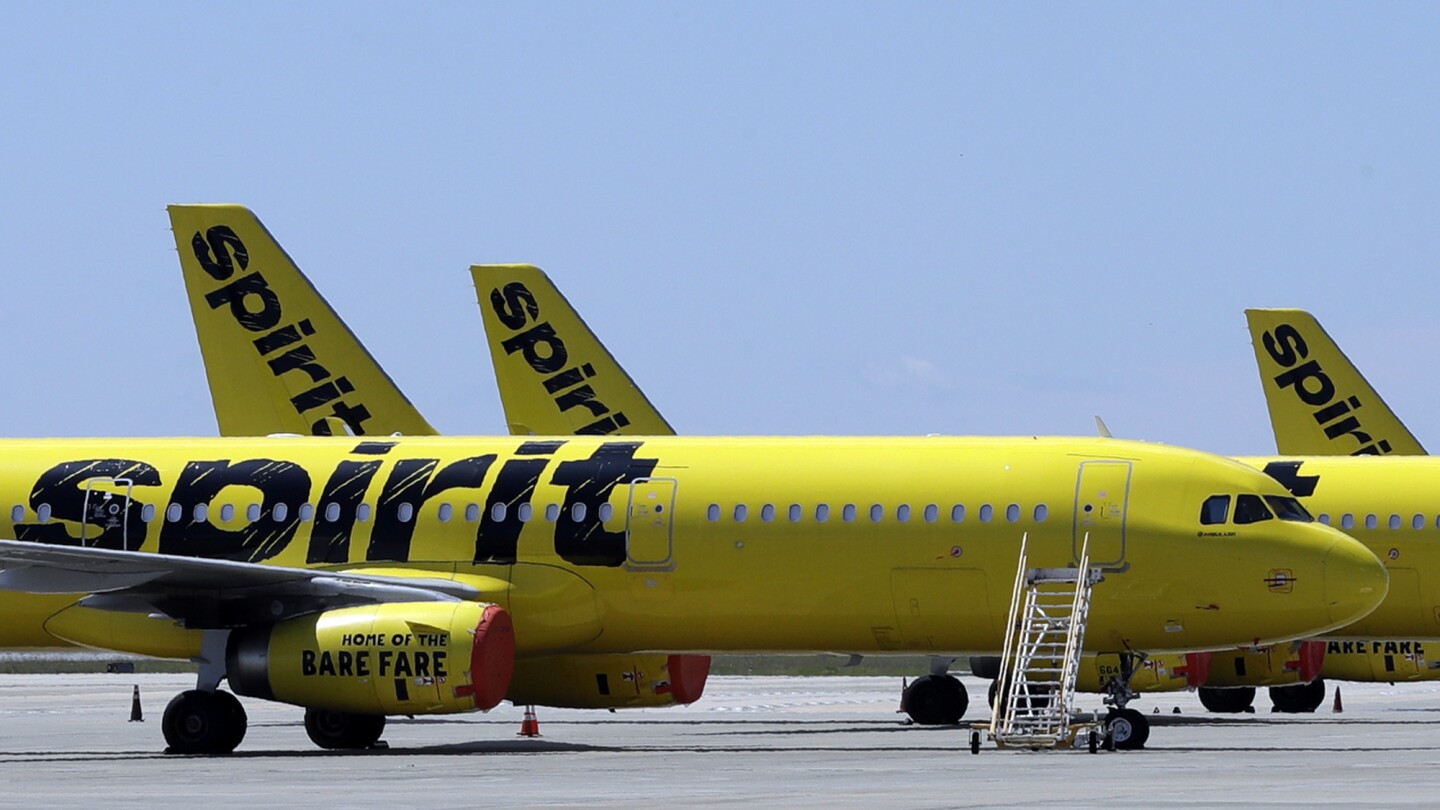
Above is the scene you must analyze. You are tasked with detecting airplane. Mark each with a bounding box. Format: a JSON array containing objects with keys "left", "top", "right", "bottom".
[
  {"left": 171, "top": 211, "right": 1320, "bottom": 735},
  {"left": 462, "top": 251, "right": 1440, "bottom": 725}
]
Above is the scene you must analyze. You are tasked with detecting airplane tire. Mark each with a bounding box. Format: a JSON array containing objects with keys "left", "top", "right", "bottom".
[
  {"left": 1197, "top": 686, "right": 1256, "bottom": 713},
  {"left": 987, "top": 679, "right": 1052, "bottom": 710},
  {"left": 1104, "top": 708, "right": 1149, "bottom": 750},
  {"left": 304, "top": 708, "right": 387, "bottom": 750},
  {"left": 1269, "top": 679, "right": 1326, "bottom": 713},
  {"left": 902, "top": 674, "right": 968, "bottom": 725},
  {"left": 162, "top": 690, "right": 244, "bottom": 755}
]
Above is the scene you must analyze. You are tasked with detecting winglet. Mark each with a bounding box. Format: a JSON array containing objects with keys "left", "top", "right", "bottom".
[
  {"left": 168, "top": 205, "right": 437, "bottom": 437},
  {"left": 473, "top": 265, "right": 674, "bottom": 436},
  {"left": 1094, "top": 416, "right": 1113, "bottom": 439},
  {"left": 1244, "top": 308, "right": 1423, "bottom": 456}
]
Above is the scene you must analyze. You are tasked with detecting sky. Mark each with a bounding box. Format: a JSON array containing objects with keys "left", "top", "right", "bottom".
[{"left": 1, "top": 3, "right": 1438, "bottom": 456}]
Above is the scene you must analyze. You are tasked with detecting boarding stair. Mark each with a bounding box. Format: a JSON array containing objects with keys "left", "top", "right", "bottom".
[{"left": 985, "top": 532, "right": 1103, "bottom": 749}]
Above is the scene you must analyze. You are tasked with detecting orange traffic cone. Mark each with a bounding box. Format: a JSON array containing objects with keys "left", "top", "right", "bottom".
[
  {"left": 128, "top": 685, "right": 143, "bottom": 722},
  {"left": 898, "top": 677, "right": 908, "bottom": 712},
  {"left": 1332, "top": 686, "right": 1343, "bottom": 713},
  {"left": 518, "top": 705, "right": 541, "bottom": 737}
]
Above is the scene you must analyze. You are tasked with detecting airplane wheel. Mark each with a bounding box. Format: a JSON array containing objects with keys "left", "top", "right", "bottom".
[
  {"left": 304, "top": 708, "right": 387, "bottom": 750},
  {"left": 988, "top": 679, "right": 1051, "bottom": 711},
  {"left": 213, "top": 690, "right": 248, "bottom": 752},
  {"left": 1088, "top": 728, "right": 1098, "bottom": 753},
  {"left": 902, "top": 674, "right": 968, "bottom": 725},
  {"left": 1104, "top": 708, "right": 1149, "bottom": 750},
  {"left": 162, "top": 690, "right": 244, "bottom": 755},
  {"left": 969, "top": 730, "right": 981, "bottom": 754},
  {"left": 1198, "top": 686, "right": 1256, "bottom": 713},
  {"left": 1269, "top": 679, "right": 1326, "bottom": 713}
]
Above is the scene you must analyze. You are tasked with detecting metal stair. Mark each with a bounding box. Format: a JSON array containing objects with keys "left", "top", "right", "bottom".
[{"left": 988, "top": 532, "right": 1103, "bottom": 749}]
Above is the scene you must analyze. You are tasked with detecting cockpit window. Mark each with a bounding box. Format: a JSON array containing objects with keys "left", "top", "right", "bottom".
[
  {"left": 1234, "top": 494, "right": 1274, "bottom": 525},
  {"left": 1264, "top": 495, "right": 1313, "bottom": 523},
  {"left": 1200, "top": 495, "right": 1230, "bottom": 525}
]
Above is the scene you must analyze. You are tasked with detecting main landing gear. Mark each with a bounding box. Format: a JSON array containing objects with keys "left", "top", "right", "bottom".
[
  {"left": 901, "top": 657, "right": 969, "bottom": 725},
  {"left": 162, "top": 631, "right": 248, "bottom": 755},
  {"left": 1269, "top": 679, "right": 1327, "bottom": 713},
  {"left": 1197, "top": 686, "right": 1256, "bottom": 713},
  {"left": 304, "top": 709, "right": 388, "bottom": 749}
]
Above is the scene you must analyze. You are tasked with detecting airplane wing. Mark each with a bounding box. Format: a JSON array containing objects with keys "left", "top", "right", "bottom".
[
  {"left": 1245, "top": 308, "right": 1425, "bottom": 455},
  {"left": 0, "top": 538, "right": 479, "bottom": 627}
]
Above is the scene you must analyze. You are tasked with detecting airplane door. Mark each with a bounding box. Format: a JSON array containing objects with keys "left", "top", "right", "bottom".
[
  {"left": 626, "top": 478, "right": 676, "bottom": 570},
  {"left": 81, "top": 477, "right": 136, "bottom": 550},
  {"left": 1074, "top": 461, "right": 1130, "bottom": 569}
]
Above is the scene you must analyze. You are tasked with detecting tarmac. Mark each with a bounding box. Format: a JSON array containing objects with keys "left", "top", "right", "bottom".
[{"left": 1, "top": 672, "right": 1438, "bottom": 808}]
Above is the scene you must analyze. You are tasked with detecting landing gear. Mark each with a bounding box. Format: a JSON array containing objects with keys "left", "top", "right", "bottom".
[
  {"left": 987, "top": 678, "right": 1052, "bottom": 710},
  {"left": 304, "top": 708, "right": 387, "bottom": 750},
  {"left": 162, "top": 690, "right": 248, "bottom": 755},
  {"left": 901, "top": 674, "right": 969, "bottom": 725},
  {"left": 1198, "top": 686, "right": 1256, "bottom": 713},
  {"left": 1269, "top": 679, "right": 1326, "bottom": 713},
  {"left": 1103, "top": 707, "right": 1149, "bottom": 750}
]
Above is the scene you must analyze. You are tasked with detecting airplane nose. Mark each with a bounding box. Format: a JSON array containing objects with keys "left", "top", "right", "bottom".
[{"left": 1324, "top": 536, "right": 1388, "bottom": 628}]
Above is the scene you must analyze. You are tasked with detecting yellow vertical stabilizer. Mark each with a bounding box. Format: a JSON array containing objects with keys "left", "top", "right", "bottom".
[
  {"left": 168, "top": 205, "right": 437, "bottom": 438},
  {"left": 1245, "top": 308, "right": 1423, "bottom": 456},
  {"left": 473, "top": 264, "right": 674, "bottom": 436}
]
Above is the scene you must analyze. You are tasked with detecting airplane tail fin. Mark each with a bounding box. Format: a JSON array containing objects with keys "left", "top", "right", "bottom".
[
  {"left": 1245, "top": 308, "right": 1423, "bottom": 456},
  {"left": 168, "top": 205, "right": 438, "bottom": 437},
  {"left": 473, "top": 265, "right": 674, "bottom": 436}
]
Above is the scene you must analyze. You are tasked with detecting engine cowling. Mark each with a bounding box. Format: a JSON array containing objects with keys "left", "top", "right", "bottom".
[
  {"left": 508, "top": 653, "right": 710, "bottom": 709},
  {"left": 227, "top": 601, "right": 514, "bottom": 715}
]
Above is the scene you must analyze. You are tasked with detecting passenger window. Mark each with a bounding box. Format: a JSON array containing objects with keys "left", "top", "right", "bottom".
[
  {"left": 1318, "top": 513, "right": 1330, "bottom": 525},
  {"left": 1264, "top": 496, "right": 1313, "bottom": 523},
  {"left": 193, "top": 503, "right": 208, "bottom": 523},
  {"left": 1365, "top": 514, "right": 1378, "bottom": 530},
  {"left": 246, "top": 504, "right": 261, "bottom": 522},
  {"left": 439, "top": 503, "right": 454, "bottom": 523},
  {"left": 598, "top": 502, "right": 614, "bottom": 522},
  {"left": 219, "top": 504, "right": 235, "bottom": 523},
  {"left": 465, "top": 504, "right": 480, "bottom": 522},
  {"left": 298, "top": 503, "right": 315, "bottom": 522},
  {"left": 1341, "top": 513, "right": 1355, "bottom": 529},
  {"left": 37, "top": 504, "right": 51, "bottom": 523},
  {"left": 1200, "top": 495, "right": 1230, "bottom": 525},
  {"left": 398, "top": 503, "right": 415, "bottom": 523},
  {"left": 323, "top": 503, "right": 340, "bottom": 523},
  {"left": 357, "top": 503, "right": 372, "bottom": 522},
  {"left": 734, "top": 505, "right": 748, "bottom": 522},
  {"left": 896, "top": 504, "right": 911, "bottom": 523},
  {"left": 951, "top": 505, "right": 965, "bottom": 523},
  {"left": 924, "top": 504, "right": 939, "bottom": 523},
  {"left": 572, "top": 503, "right": 587, "bottom": 522},
  {"left": 141, "top": 504, "right": 156, "bottom": 523},
  {"left": 273, "top": 503, "right": 289, "bottom": 522},
  {"left": 1006, "top": 504, "right": 1020, "bottom": 523},
  {"left": 815, "top": 504, "right": 831, "bottom": 522},
  {"left": 545, "top": 504, "right": 560, "bottom": 522},
  {"left": 1416, "top": 514, "right": 1427, "bottom": 530},
  {"left": 788, "top": 504, "right": 803, "bottom": 522},
  {"left": 1233, "top": 494, "right": 1273, "bottom": 525},
  {"left": 518, "top": 503, "right": 533, "bottom": 522},
  {"left": 869, "top": 504, "right": 883, "bottom": 522},
  {"left": 842, "top": 504, "right": 857, "bottom": 522},
  {"left": 1033, "top": 504, "right": 1048, "bottom": 522},
  {"left": 493, "top": 502, "right": 508, "bottom": 522},
  {"left": 707, "top": 504, "right": 720, "bottom": 522},
  {"left": 8, "top": 505, "right": 21, "bottom": 523},
  {"left": 761, "top": 504, "right": 776, "bottom": 522},
  {"left": 979, "top": 504, "right": 994, "bottom": 523}
]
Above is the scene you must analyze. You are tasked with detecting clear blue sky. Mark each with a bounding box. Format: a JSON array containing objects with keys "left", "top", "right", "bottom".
[{"left": 1, "top": 4, "right": 1437, "bottom": 455}]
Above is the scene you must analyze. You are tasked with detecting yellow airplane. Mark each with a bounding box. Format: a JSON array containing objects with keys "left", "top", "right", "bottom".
[
  {"left": 468, "top": 262, "right": 1440, "bottom": 724},
  {"left": 0, "top": 207, "right": 1384, "bottom": 756},
  {"left": 168, "top": 204, "right": 710, "bottom": 717}
]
